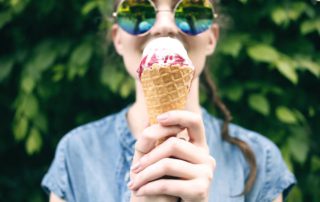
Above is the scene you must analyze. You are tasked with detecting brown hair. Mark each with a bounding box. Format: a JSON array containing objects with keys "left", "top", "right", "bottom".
[
  {"left": 112, "top": 0, "right": 257, "bottom": 195},
  {"left": 202, "top": 65, "right": 257, "bottom": 195}
]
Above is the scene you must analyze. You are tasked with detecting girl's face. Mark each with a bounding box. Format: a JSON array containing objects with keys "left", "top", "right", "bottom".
[{"left": 111, "top": 0, "right": 219, "bottom": 80}]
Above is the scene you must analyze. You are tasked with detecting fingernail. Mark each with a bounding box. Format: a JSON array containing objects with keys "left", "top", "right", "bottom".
[
  {"left": 131, "top": 162, "right": 140, "bottom": 171},
  {"left": 127, "top": 180, "right": 134, "bottom": 188},
  {"left": 157, "top": 113, "right": 168, "bottom": 121}
]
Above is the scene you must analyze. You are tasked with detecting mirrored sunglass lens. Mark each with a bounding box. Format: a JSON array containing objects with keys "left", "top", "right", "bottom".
[
  {"left": 117, "top": 0, "right": 155, "bottom": 35},
  {"left": 175, "top": 0, "right": 214, "bottom": 35}
]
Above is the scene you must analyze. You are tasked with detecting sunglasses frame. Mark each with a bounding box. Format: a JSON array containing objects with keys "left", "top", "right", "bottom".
[{"left": 113, "top": 0, "right": 216, "bottom": 36}]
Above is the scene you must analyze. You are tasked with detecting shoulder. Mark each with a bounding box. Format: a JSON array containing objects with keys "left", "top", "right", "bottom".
[
  {"left": 229, "top": 124, "right": 296, "bottom": 201},
  {"left": 41, "top": 108, "right": 128, "bottom": 199},
  {"left": 228, "top": 122, "right": 278, "bottom": 159},
  {"left": 204, "top": 110, "right": 284, "bottom": 164},
  {"left": 203, "top": 109, "right": 277, "bottom": 156},
  {"left": 203, "top": 111, "right": 296, "bottom": 201}
]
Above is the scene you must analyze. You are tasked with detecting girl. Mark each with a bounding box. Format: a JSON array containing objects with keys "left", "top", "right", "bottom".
[{"left": 42, "top": 0, "right": 296, "bottom": 201}]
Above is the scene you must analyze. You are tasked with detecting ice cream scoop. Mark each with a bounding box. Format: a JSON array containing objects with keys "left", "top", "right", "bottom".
[{"left": 138, "top": 37, "right": 194, "bottom": 79}]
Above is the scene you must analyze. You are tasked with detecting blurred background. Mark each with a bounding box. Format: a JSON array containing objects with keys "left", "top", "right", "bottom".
[{"left": 0, "top": 0, "right": 319, "bottom": 201}]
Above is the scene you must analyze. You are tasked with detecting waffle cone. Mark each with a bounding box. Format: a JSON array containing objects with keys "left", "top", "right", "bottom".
[{"left": 141, "top": 64, "right": 194, "bottom": 143}]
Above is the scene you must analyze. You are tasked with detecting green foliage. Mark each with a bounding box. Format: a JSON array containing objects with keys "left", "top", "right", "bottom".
[
  {"left": 0, "top": 0, "right": 319, "bottom": 201},
  {"left": 248, "top": 94, "right": 270, "bottom": 116},
  {"left": 208, "top": 1, "right": 320, "bottom": 201}
]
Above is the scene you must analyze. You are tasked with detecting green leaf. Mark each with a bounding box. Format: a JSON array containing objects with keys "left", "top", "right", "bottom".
[
  {"left": 55, "top": 40, "right": 72, "bottom": 57},
  {"left": 288, "top": 136, "right": 309, "bottom": 164},
  {"left": 247, "top": 44, "right": 280, "bottom": 63},
  {"left": 276, "top": 106, "right": 297, "bottom": 124},
  {"left": 271, "top": 3, "right": 308, "bottom": 26},
  {"left": 21, "top": 76, "right": 35, "bottom": 93},
  {"left": 10, "top": 0, "right": 21, "bottom": 7},
  {"left": 82, "top": 1, "right": 98, "bottom": 15},
  {"left": 10, "top": 0, "right": 30, "bottom": 14},
  {"left": 52, "top": 64, "right": 65, "bottom": 82},
  {"left": 13, "top": 116, "right": 28, "bottom": 141},
  {"left": 219, "top": 34, "right": 247, "bottom": 57},
  {"left": 289, "top": 2, "right": 308, "bottom": 21},
  {"left": 68, "top": 42, "right": 93, "bottom": 79},
  {"left": 297, "top": 58, "right": 320, "bottom": 77},
  {"left": 19, "top": 94, "right": 39, "bottom": 119},
  {"left": 120, "top": 79, "right": 133, "bottom": 98},
  {"left": 275, "top": 58, "right": 298, "bottom": 84},
  {"left": 287, "top": 186, "right": 303, "bottom": 202},
  {"left": 33, "top": 44, "right": 57, "bottom": 72},
  {"left": 224, "top": 85, "right": 243, "bottom": 101},
  {"left": 26, "top": 127, "right": 42, "bottom": 155},
  {"left": 301, "top": 18, "right": 320, "bottom": 35},
  {"left": 308, "top": 107, "right": 315, "bottom": 117},
  {"left": 271, "top": 7, "right": 288, "bottom": 26},
  {"left": 292, "top": 110, "right": 307, "bottom": 124},
  {"left": 0, "top": 57, "right": 14, "bottom": 82},
  {"left": 0, "top": 10, "right": 12, "bottom": 29},
  {"left": 101, "top": 66, "right": 125, "bottom": 93},
  {"left": 33, "top": 113, "right": 48, "bottom": 133},
  {"left": 248, "top": 94, "right": 270, "bottom": 116},
  {"left": 70, "top": 42, "right": 93, "bottom": 66},
  {"left": 238, "top": 0, "right": 248, "bottom": 4},
  {"left": 311, "top": 156, "right": 320, "bottom": 172}
]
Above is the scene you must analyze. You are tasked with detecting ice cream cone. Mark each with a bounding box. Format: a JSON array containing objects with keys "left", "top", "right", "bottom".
[{"left": 141, "top": 64, "right": 193, "bottom": 144}]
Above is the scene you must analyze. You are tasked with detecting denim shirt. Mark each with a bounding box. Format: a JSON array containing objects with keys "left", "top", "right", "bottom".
[{"left": 41, "top": 107, "right": 295, "bottom": 202}]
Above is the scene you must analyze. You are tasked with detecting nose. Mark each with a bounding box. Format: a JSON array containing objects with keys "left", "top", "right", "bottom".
[{"left": 149, "top": 10, "right": 179, "bottom": 37}]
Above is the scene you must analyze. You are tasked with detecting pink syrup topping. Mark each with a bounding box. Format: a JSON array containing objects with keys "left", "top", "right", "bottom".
[{"left": 138, "top": 37, "right": 194, "bottom": 79}]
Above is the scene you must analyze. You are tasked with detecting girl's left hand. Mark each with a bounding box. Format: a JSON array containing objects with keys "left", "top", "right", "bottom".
[{"left": 129, "top": 110, "right": 216, "bottom": 202}]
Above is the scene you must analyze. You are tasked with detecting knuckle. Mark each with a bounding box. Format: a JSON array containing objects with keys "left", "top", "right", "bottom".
[
  {"left": 190, "top": 114, "right": 202, "bottom": 125},
  {"left": 136, "top": 172, "right": 146, "bottom": 183},
  {"left": 194, "top": 180, "right": 209, "bottom": 199},
  {"left": 207, "top": 168, "right": 214, "bottom": 181},
  {"left": 195, "top": 188, "right": 207, "bottom": 199},
  {"left": 167, "top": 137, "right": 180, "bottom": 152},
  {"left": 201, "top": 164, "right": 213, "bottom": 181},
  {"left": 160, "top": 158, "right": 172, "bottom": 172},
  {"left": 141, "top": 128, "right": 156, "bottom": 142},
  {"left": 158, "top": 182, "right": 168, "bottom": 193}
]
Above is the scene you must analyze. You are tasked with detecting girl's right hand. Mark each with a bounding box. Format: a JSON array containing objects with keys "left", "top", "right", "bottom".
[{"left": 129, "top": 110, "right": 215, "bottom": 202}]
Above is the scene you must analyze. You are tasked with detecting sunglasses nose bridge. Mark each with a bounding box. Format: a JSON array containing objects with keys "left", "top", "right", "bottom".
[{"left": 150, "top": 10, "right": 179, "bottom": 37}]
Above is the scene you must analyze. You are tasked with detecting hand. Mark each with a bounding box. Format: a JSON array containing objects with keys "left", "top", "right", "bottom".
[
  {"left": 129, "top": 116, "right": 181, "bottom": 202},
  {"left": 129, "top": 110, "right": 216, "bottom": 202}
]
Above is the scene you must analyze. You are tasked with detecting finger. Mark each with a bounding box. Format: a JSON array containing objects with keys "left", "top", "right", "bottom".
[
  {"left": 132, "top": 137, "right": 215, "bottom": 173},
  {"left": 157, "top": 110, "right": 206, "bottom": 147},
  {"left": 130, "top": 151, "right": 144, "bottom": 180},
  {"left": 134, "top": 124, "right": 184, "bottom": 154},
  {"left": 135, "top": 178, "right": 209, "bottom": 200},
  {"left": 130, "top": 158, "right": 206, "bottom": 191}
]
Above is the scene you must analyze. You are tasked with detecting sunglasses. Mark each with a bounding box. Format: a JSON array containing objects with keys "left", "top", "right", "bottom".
[{"left": 113, "top": 0, "right": 216, "bottom": 36}]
